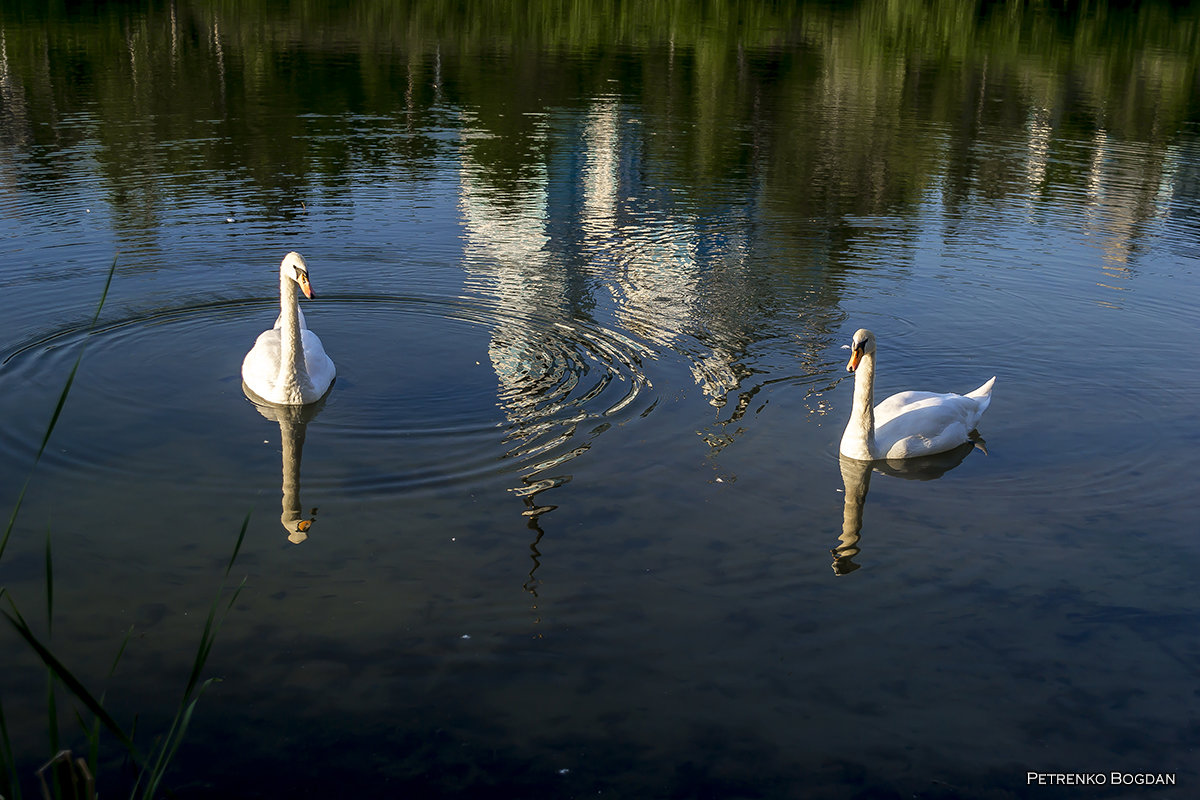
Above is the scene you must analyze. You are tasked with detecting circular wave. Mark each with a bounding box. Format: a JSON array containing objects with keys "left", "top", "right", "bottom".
[
  {"left": 818, "top": 302, "right": 1194, "bottom": 516},
  {"left": 0, "top": 294, "right": 658, "bottom": 501}
]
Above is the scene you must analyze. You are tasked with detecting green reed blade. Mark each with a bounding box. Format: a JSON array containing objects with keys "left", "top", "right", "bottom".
[
  {"left": 1, "top": 481, "right": 29, "bottom": 563},
  {"left": 0, "top": 693, "right": 23, "bottom": 800},
  {"left": 73, "top": 703, "right": 101, "bottom": 790},
  {"left": 3, "top": 256, "right": 117, "bottom": 564},
  {"left": 138, "top": 531, "right": 246, "bottom": 797},
  {"left": 34, "top": 256, "right": 115, "bottom": 466},
  {"left": 225, "top": 513, "right": 250, "bottom": 578},
  {"left": 182, "top": 604, "right": 221, "bottom": 705},
  {"left": 36, "top": 359, "right": 81, "bottom": 468},
  {"left": 88, "top": 256, "right": 116, "bottom": 328},
  {"left": 45, "top": 672, "right": 58, "bottom": 756},
  {"left": 110, "top": 625, "right": 134, "bottom": 678},
  {"left": 41, "top": 255, "right": 117, "bottom": 466},
  {"left": 0, "top": 603, "right": 136, "bottom": 759},
  {"left": 0, "top": 256, "right": 119, "bottom": 789},
  {"left": 143, "top": 685, "right": 211, "bottom": 799},
  {"left": 44, "top": 527, "right": 53, "bottom": 636},
  {"left": 183, "top": 576, "right": 245, "bottom": 704}
]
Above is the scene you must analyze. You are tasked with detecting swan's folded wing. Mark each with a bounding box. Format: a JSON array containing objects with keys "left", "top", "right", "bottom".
[
  {"left": 879, "top": 421, "right": 973, "bottom": 459},
  {"left": 874, "top": 391, "right": 986, "bottom": 459},
  {"left": 300, "top": 329, "right": 336, "bottom": 392},
  {"left": 873, "top": 390, "right": 946, "bottom": 419},
  {"left": 243, "top": 329, "right": 282, "bottom": 378}
]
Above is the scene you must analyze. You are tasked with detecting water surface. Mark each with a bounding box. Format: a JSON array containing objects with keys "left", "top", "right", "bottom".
[{"left": 2, "top": 2, "right": 1199, "bottom": 797}]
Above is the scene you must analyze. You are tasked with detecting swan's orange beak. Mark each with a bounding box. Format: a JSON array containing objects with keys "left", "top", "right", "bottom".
[
  {"left": 298, "top": 274, "right": 314, "bottom": 299},
  {"left": 846, "top": 347, "right": 862, "bottom": 372}
]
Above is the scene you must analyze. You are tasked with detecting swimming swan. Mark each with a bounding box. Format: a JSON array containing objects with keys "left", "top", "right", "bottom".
[
  {"left": 241, "top": 251, "right": 336, "bottom": 405},
  {"left": 839, "top": 329, "right": 994, "bottom": 460}
]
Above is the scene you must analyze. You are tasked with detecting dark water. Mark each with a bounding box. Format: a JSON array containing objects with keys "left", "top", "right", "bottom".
[{"left": 2, "top": 2, "right": 1200, "bottom": 797}]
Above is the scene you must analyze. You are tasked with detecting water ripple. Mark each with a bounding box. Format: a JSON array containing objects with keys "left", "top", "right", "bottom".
[{"left": 0, "top": 294, "right": 658, "bottom": 504}]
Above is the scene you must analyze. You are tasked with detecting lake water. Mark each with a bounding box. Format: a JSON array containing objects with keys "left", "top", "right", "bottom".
[{"left": 2, "top": 2, "right": 1199, "bottom": 797}]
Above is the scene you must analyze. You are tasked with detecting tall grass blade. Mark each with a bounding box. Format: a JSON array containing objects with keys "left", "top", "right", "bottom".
[
  {"left": 1, "top": 256, "right": 126, "bottom": 797},
  {"left": 0, "top": 603, "right": 136, "bottom": 759},
  {"left": 87, "top": 258, "right": 116, "bottom": 328},
  {"left": 142, "top": 686, "right": 211, "bottom": 800},
  {"left": 2, "top": 256, "right": 116, "bottom": 564},
  {"left": 80, "top": 624, "right": 131, "bottom": 793},
  {"left": 225, "top": 513, "right": 250, "bottom": 578},
  {"left": 34, "top": 257, "right": 117, "bottom": 466},
  {"left": 74, "top": 704, "right": 101, "bottom": 792},
  {"left": 44, "top": 526, "right": 59, "bottom": 772},
  {"left": 36, "top": 362, "right": 81, "bottom": 468},
  {"left": 45, "top": 674, "right": 58, "bottom": 757},
  {"left": 0, "top": 482, "right": 28, "bottom": 563},
  {"left": 44, "top": 528, "right": 53, "bottom": 636},
  {"left": 134, "top": 531, "right": 246, "bottom": 797},
  {"left": 183, "top": 577, "right": 245, "bottom": 705},
  {"left": 109, "top": 625, "right": 134, "bottom": 679},
  {"left": 0, "top": 694, "right": 23, "bottom": 800},
  {"left": 182, "top": 605, "right": 222, "bottom": 707}
]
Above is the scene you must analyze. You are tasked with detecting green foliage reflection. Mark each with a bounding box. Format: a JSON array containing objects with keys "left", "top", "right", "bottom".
[{"left": 2, "top": 0, "right": 1195, "bottom": 223}]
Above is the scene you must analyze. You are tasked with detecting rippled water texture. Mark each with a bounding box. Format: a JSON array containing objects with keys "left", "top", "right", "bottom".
[{"left": 2, "top": 3, "right": 1200, "bottom": 798}]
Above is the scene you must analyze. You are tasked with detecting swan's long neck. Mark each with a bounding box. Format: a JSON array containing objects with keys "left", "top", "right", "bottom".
[
  {"left": 842, "top": 352, "right": 877, "bottom": 460},
  {"left": 277, "top": 274, "right": 306, "bottom": 393}
]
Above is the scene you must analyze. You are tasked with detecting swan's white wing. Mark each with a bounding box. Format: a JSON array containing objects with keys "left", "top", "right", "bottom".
[
  {"left": 243, "top": 328, "right": 334, "bottom": 405},
  {"left": 242, "top": 329, "right": 283, "bottom": 398},
  {"left": 874, "top": 390, "right": 990, "bottom": 459},
  {"left": 874, "top": 390, "right": 948, "bottom": 419},
  {"left": 300, "top": 329, "right": 336, "bottom": 397}
]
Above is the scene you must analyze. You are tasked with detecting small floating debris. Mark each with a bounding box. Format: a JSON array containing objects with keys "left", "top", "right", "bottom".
[
  {"left": 460, "top": 634, "right": 470, "bottom": 639},
  {"left": 225, "top": 216, "right": 236, "bottom": 223}
]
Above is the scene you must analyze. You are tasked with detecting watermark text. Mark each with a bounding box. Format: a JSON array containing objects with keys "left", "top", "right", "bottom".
[{"left": 1026, "top": 772, "right": 1176, "bottom": 786}]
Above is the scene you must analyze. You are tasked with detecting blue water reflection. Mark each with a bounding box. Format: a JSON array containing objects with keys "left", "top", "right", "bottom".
[{"left": 1, "top": 3, "right": 1199, "bottom": 797}]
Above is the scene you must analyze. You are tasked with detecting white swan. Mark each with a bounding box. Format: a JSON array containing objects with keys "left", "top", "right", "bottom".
[
  {"left": 241, "top": 251, "right": 336, "bottom": 405},
  {"left": 840, "top": 329, "right": 994, "bottom": 461}
]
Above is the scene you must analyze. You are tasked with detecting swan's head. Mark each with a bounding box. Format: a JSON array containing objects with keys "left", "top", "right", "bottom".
[
  {"left": 846, "top": 329, "right": 876, "bottom": 372},
  {"left": 280, "top": 251, "right": 315, "bottom": 299}
]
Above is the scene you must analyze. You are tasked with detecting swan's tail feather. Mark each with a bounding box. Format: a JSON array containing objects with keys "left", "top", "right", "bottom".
[
  {"left": 966, "top": 376, "right": 995, "bottom": 399},
  {"left": 966, "top": 376, "right": 996, "bottom": 415}
]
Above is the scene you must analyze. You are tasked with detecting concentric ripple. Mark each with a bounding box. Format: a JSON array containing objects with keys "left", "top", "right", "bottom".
[
  {"left": 0, "top": 294, "right": 658, "bottom": 505},
  {"left": 311, "top": 294, "right": 657, "bottom": 497}
]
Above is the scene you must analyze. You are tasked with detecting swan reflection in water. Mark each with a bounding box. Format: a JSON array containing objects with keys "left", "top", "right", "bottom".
[
  {"left": 834, "top": 439, "right": 982, "bottom": 575},
  {"left": 244, "top": 386, "right": 328, "bottom": 544}
]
